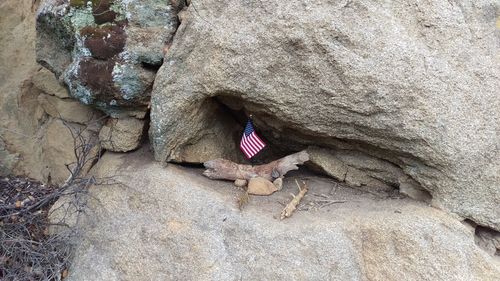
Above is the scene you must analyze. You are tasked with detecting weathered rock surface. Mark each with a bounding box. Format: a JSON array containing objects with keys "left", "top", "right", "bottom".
[
  {"left": 247, "top": 176, "right": 278, "bottom": 195},
  {"left": 308, "top": 146, "right": 431, "bottom": 201},
  {"left": 2, "top": 69, "right": 102, "bottom": 184},
  {"left": 1, "top": 0, "right": 160, "bottom": 185},
  {"left": 0, "top": 139, "right": 19, "bottom": 176},
  {"left": 36, "top": 0, "right": 183, "bottom": 116},
  {"left": 99, "top": 117, "right": 144, "bottom": 152},
  {"left": 0, "top": 0, "right": 49, "bottom": 181},
  {"left": 233, "top": 178, "right": 247, "bottom": 187},
  {"left": 43, "top": 118, "right": 100, "bottom": 184},
  {"left": 32, "top": 67, "right": 71, "bottom": 99},
  {"left": 65, "top": 148, "right": 500, "bottom": 280},
  {"left": 273, "top": 177, "right": 283, "bottom": 190},
  {"left": 475, "top": 226, "right": 500, "bottom": 258},
  {"left": 151, "top": 0, "right": 500, "bottom": 230},
  {"left": 38, "top": 93, "right": 103, "bottom": 124}
]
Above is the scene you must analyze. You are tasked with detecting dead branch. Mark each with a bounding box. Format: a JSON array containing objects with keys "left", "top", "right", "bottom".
[
  {"left": 280, "top": 180, "right": 308, "bottom": 220},
  {"left": 0, "top": 116, "right": 103, "bottom": 281},
  {"left": 203, "top": 150, "right": 309, "bottom": 181}
]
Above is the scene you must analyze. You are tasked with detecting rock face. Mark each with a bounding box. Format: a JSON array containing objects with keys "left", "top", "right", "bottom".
[
  {"left": 0, "top": 0, "right": 104, "bottom": 184},
  {"left": 65, "top": 148, "right": 500, "bottom": 280},
  {"left": 1, "top": 0, "right": 153, "bottom": 184},
  {"left": 0, "top": 139, "right": 19, "bottom": 176},
  {"left": 32, "top": 67, "right": 71, "bottom": 99},
  {"left": 99, "top": 117, "right": 145, "bottom": 152},
  {"left": 38, "top": 93, "right": 104, "bottom": 124},
  {"left": 43, "top": 118, "right": 101, "bottom": 184},
  {"left": 475, "top": 226, "right": 500, "bottom": 257},
  {"left": 36, "top": 0, "right": 183, "bottom": 116},
  {"left": 307, "top": 146, "right": 431, "bottom": 201},
  {"left": 0, "top": 0, "right": 39, "bottom": 177},
  {"left": 1, "top": 0, "right": 101, "bottom": 184},
  {"left": 0, "top": 62, "right": 102, "bottom": 185},
  {"left": 150, "top": 0, "right": 500, "bottom": 230}
]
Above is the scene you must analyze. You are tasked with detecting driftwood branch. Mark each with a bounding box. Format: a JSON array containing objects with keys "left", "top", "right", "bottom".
[
  {"left": 280, "top": 180, "right": 308, "bottom": 220},
  {"left": 203, "top": 150, "right": 309, "bottom": 181}
]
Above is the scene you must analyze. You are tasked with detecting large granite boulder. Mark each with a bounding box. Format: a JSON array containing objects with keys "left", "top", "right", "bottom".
[
  {"left": 36, "top": 0, "right": 183, "bottom": 116},
  {"left": 150, "top": 0, "right": 500, "bottom": 230},
  {"left": 63, "top": 148, "right": 500, "bottom": 280}
]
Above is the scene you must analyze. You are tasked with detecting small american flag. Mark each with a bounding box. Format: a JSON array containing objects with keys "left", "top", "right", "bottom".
[{"left": 240, "top": 119, "right": 266, "bottom": 159}]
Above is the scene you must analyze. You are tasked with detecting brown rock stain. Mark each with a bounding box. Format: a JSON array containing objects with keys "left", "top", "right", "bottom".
[{"left": 81, "top": 24, "right": 126, "bottom": 60}]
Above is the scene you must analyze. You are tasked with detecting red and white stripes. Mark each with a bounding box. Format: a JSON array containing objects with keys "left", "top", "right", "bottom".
[{"left": 240, "top": 131, "right": 266, "bottom": 159}]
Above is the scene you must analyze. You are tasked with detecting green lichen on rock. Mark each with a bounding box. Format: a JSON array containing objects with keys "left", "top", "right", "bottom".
[
  {"left": 112, "top": 62, "right": 150, "bottom": 101},
  {"left": 72, "top": 83, "right": 95, "bottom": 105},
  {"left": 109, "top": 1, "right": 127, "bottom": 22},
  {"left": 37, "top": 13, "right": 75, "bottom": 51},
  {"left": 67, "top": 6, "right": 96, "bottom": 30},
  {"left": 126, "top": 0, "right": 175, "bottom": 27},
  {"left": 37, "top": 0, "right": 182, "bottom": 116}
]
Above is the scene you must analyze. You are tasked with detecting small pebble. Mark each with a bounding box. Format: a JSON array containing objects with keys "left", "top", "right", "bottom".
[{"left": 234, "top": 179, "right": 247, "bottom": 187}]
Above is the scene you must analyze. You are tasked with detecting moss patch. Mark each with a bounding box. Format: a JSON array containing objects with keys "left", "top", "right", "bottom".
[
  {"left": 93, "top": 0, "right": 117, "bottom": 24},
  {"left": 80, "top": 24, "right": 126, "bottom": 59},
  {"left": 69, "top": 0, "right": 87, "bottom": 7},
  {"left": 79, "top": 58, "right": 117, "bottom": 103},
  {"left": 70, "top": 0, "right": 100, "bottom": 8},
  {"left": 69, "top": 0, "right": 118, "bottom": 24},
  {"left": 70, "top": 0, "right": 118, "bottom": 24}
]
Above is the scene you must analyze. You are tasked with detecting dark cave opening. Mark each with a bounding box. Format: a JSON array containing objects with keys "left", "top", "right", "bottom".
[
  {"left": 473, "top": 224, "right": 500, "bottom": 257},
  {"left": 210, "top": 95, "right": 299, "bottom": 165},
  {"left": 185, "top": 94, "right": 434, "bottom": 203},
  {"left": 141, "top": 61, "right": 162, "bottom": 72}
]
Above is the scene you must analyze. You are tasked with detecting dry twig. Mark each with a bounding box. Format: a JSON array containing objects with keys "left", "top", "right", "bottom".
[
  {"left": 0, "top": 116, "right": 103, "bottom": 281},
  {"left": 280, "top": 180, "right": 308, "bottom": 220}
]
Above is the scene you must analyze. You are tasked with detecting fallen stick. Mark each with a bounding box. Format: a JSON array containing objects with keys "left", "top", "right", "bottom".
[
  {"left": 203, "top": 151, "right": 309, "bottom": 182},
  {"left": 280, "top": 180, "right": 308, "bottom": 220},
  {"left": 317, "top": 200, "right": 347, "bottom": 209}
]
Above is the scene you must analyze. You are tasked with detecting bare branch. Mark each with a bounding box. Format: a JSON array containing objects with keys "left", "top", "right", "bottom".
[
  {"left": 203, "top": 150, "right": 309, "bottom": 181},
  {"left": 0, "top": 116, "right": 104, "bottom": 281}
]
